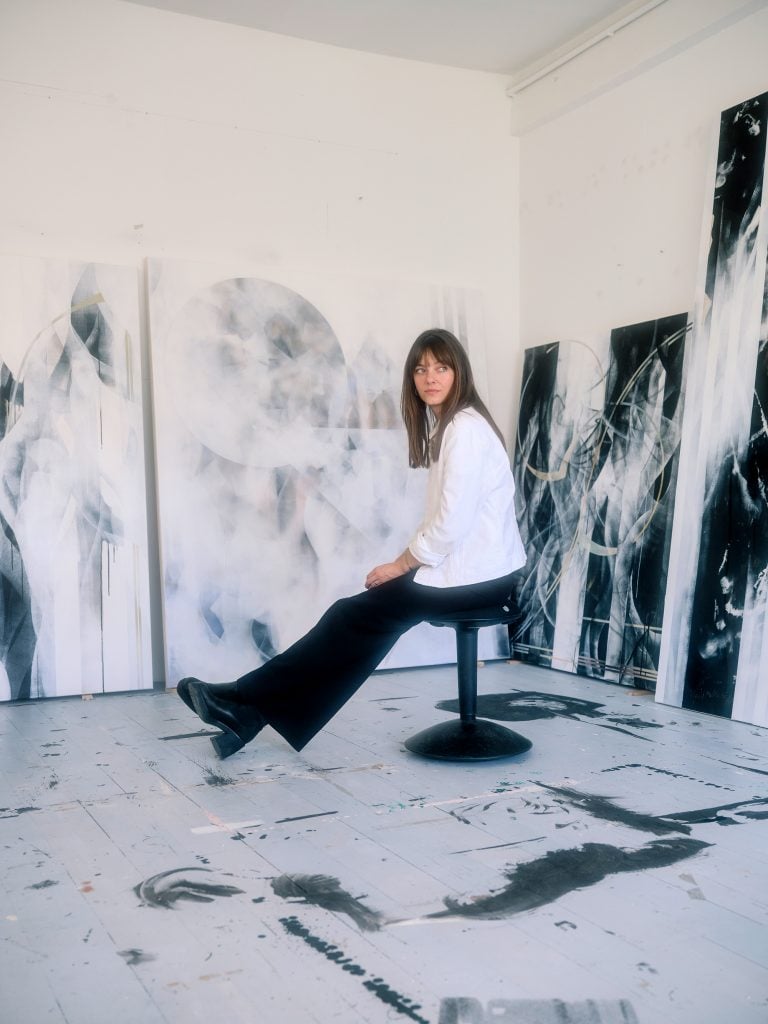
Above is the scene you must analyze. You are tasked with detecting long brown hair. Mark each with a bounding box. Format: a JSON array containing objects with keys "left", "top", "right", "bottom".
[{"left": 400, "top": 328, "right": 506, "bottom": 468}]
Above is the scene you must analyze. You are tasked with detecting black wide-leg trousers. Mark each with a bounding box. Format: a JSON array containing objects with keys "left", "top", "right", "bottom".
[{"left": 235, "top": 569, "right": 516, "bottom": 751}]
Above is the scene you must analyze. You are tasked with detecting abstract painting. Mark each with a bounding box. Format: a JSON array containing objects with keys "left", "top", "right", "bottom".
[
  {"left": 147, "top": 259, "right": 507, "bottom": 685},
  {"left": 657, "top": 92, "right": 768, "bottom": 727},
  {"left": 511, "top": 313, "right": 689, "bottom": 687},
  {"left": 0, "top": 257, "right": 152, "bottom": 700}
]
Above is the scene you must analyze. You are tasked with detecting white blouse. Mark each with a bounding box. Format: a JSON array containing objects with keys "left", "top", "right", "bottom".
[{"left": 408, "top": 407, "right": 527, "bottom": 588}]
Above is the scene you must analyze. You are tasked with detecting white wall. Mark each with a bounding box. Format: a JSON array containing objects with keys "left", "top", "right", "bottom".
[
  {"left": 519, "top": 3, "right": 768, "bottom": 350},
  {"left": 0, "top": 0, "right": 519, "bottom": 414},
  {"left": 0, "top": 0, "right": 519, "bottom": 682}
]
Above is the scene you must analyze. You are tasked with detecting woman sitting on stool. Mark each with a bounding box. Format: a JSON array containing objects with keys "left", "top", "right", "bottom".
[{"left": 178, "top": 328, "right": 526, "bottom": 758}]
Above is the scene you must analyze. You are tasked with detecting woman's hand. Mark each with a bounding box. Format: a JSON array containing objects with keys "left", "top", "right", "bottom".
[
  {"left": 365, "top": 548, "right": 421, "bottom": 589},
  {"left": 365, "top": 561, "right": 407, "bottom": 589}
]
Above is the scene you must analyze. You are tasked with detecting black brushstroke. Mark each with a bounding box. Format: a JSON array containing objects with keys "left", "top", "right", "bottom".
[
  {"left": 274, "top": 811, "right": 338, "bottom": 824},
  {"left": 717, "top": 760, "right": 768, "bottom": 778},
  {"left": 427, "top": 839, "right": 709, "bottom": 920},
  {"left": 118, "top": 948, "right": 156, "bottom": 965},
  {"left": 26, "top": 879, "right": 58, "bottom": 890},
  {"left": 250, "top": 618, "right": 277, "bottom": 661},
  {"left": 512, "top": 315, "right": 689, "bottom": 688},
  {"left": 0, "top": 364, "right": 35, "bottom": 695},
  {"left": 134, "top": 868, "right": 244, "bottom": 909},
  {"left": 660, "top": 796, "right": 768, "bottom": 826},
  {"left": 436, "top": 690, "right": 606, "bottom": 722},
  {"left": 578, "top": 315, "right": 688, "bottom": 686},
  {"left": 159, "top": 729, "right": 220, "bottom": 740},
  {"left": 683, "top": 92, "right": 768, "bottom": 717},
  {"left": 542, "top": 784, "right": 768, "bottom": 832},
  {"left": 203, "top": 767, "right": 234, "bottom": 787},
  {"left": 511, "top": 343, "right": 561, "bottom": 665},
  {"left": 451, "top": 837, "right": 546, "bottom": 856},
  {"left": 279, "top": 915, "right": 364, "bottom": 976},
  {"left": 0, "top": 502, "right": 35, "bottom": 701},
  {"left": 601, "top": 763, "right": 733, "bottom": 791},
  {"left": 0, "top": 806, "right": 39, "bottom": 818},
  {"left": 537, "top": 785, "right": 690, "bottom": 836},
  {"left": 280, "top": 916, "right": 429, "bottom": 1024},
  {"left": 70, "top": 269, "right": 116, "bottom": 386},
  {"left": 271, "top": 874, "right": 385, "bottom": 932},
  {"left": 436, "top": 691, "right": 661, "bottom": 741}
]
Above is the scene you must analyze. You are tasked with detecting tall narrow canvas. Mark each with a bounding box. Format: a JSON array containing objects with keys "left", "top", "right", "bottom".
[
  {"left": 512, "top": 313, "right": 689, "bottom": 686},
  {"left": 0, "top": 257, "right": 152, "bottom": 700},
  {"left": 147, "top": 259, "right": 507, "bottom": 686},
  {"left": 657, "top": 92, "right": 768, "bottom": 727}
]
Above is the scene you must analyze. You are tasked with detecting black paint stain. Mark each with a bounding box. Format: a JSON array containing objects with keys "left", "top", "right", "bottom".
[
  {"left": 26, "top": 879, "right": 58, "bottom": 890},
  {"left": 134, "top": 868, "right": 245, "bottom": 909},
  {"left": 606, "top": 716, "right": 663, "bottom": 731},
  {"left": 538, "top": 785, "right": 690, "bottom": 836},
  {"left": 364, "top": 978, "right": 429, "bottom": 1022},
  {"left": 274, "top": 811, "right": 339, "bottom": 824},
  {"left": 451, "top": 837, "right": 547, "bottom": 856},
  {"left": 601, "top": 763, "right": 733, "bottom": 791},
  {"left": 159, "top": 729, "right": 220, "bottom": 740},
  {"left": 0, "top": 806, "right": 39, "bottom": 818},
  {"left": 203, "top": 767, "right": 234, "bottom": 787},
  {"left": 280, "top": 916, "right": 429, "bottom": 1024},
  {"left": 717, "top": 760, "right": 768, "bottom": 778},
  {"left": 538, "top": 786, "right": 768, "bottom": 833},
  {"left": 436, "top": 691, "right": 660, "bottom": 741},
  {"left": 661, "top": 796, "right": 768, "bottom": 827},
  {"left": 271, "top": 874, "right": 385, "bottom": 932},
  {"left": 426, "top": 839, "right": 710, "bottom": 920},
  {"left": 118, "top": 948, "right": 156, "bottom": 965}
]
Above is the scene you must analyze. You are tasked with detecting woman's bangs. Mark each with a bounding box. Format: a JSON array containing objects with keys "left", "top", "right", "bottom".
[{"left": 417, "top": 334, "right": 458, "bottom": 371}]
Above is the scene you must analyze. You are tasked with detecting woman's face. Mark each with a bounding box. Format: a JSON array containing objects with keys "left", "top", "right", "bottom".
[{"left": 413, "top": 349, "right": 455, "bottom": 416}]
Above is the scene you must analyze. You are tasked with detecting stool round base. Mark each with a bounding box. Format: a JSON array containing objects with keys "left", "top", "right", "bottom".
[{"left": 404, "top": 718, "right": 532, "bottom": 761}]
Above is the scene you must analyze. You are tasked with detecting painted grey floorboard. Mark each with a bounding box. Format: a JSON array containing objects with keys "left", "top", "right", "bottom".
[{"left": 1, "top": 662, "right": 767, "bottom": 1024}]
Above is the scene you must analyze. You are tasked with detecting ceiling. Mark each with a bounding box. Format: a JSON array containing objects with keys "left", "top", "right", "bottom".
[{"left": 122, "top": 0, "right": 657, "bottom": 78}]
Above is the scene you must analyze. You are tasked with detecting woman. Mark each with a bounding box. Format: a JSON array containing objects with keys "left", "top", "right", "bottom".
[{"left": 178, "top": 328, "right": 526, "bottom": 758}]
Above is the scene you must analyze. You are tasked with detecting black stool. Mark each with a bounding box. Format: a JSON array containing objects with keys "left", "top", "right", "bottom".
[{"left": 404, "top": 603, "right": 532, "bottom": 761}]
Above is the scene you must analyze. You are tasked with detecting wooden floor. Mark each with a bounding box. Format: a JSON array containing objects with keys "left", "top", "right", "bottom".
[{"left": 1, "top": 661, "right": 767, "bottom": 1024}]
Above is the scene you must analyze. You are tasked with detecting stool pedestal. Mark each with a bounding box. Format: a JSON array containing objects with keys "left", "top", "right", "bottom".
[{"left": 404, "top": 608, "right": 532, "bottom": 762}]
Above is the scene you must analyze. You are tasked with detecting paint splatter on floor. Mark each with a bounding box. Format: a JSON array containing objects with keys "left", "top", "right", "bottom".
[
  {"left": 426, "top": 838, "right": 710, "bottom": 920},
  {"left": 271, "top": 873, "right": 385, "bottom": 931},
  {"left": 118, "top": 948, "right": 156, "bottom": 965},
  {"left": 134, "top": 868, "right": 245, "bottom": 909},
  {"left": 280, "top": 916, "right": 429, "bottom": 1023}
]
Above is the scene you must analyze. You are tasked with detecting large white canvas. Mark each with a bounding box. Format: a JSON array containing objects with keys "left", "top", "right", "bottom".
[
  {"left": 0, "top": 256, "right": 153, "bottom": 700},
  {"left": 147, "top": 258, "right": 508, "bottom": 686}
]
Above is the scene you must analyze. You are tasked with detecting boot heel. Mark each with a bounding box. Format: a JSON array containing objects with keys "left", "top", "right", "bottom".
[{"left": 211, "top": 731, "right": 246, "bottom": 759}]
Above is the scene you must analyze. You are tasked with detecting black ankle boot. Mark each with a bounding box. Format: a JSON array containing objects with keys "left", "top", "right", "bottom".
[
  {"left": 176, "top": 677, "right": 240, "bottom": 713},
  {"left": 176, "top": 678, "right": 265, "bottom": 759}
]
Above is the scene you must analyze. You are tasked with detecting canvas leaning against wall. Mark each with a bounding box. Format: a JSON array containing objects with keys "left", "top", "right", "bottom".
[
  {"left": 657, "top": 91, "right": 768, "bottom": 728},
  {"left": 511, "top": 313, "right": 689, "bottom": 687},
  {"left": 147, "top": 258, "right": 508, "bottom": 686},
  {"left": 0, "top": 257, "right": 153, "bottom": 700}
]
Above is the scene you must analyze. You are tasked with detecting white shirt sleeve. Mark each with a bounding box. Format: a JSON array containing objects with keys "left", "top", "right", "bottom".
[{"left": 408, "top": 415, "right": 486, "bottom": 567}]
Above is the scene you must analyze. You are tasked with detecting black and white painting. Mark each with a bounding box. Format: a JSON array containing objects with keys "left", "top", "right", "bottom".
[
  {"left": 657, "top": 92, "right": 768, "bottom": 727},
  {"left": 512, "top": 314, "right": 689, "bottom": 686},
  {"left": 147, "top": 259, "right": 507, "bottom": 684},
  {"left": 0, "top": 257, "right": 152, "bottom": 700}
]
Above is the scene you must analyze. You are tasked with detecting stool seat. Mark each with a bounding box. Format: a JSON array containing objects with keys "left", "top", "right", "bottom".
[{"left": 404, "top": 599, "right": 532, "bottom": 762}]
